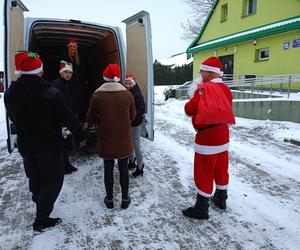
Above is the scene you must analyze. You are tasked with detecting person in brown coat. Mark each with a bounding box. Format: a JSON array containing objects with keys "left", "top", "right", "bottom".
[{"left": 86, "top": 64, "right": 136, "bottom": 209}]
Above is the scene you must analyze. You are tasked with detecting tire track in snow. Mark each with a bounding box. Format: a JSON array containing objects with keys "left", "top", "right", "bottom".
[{"left": 0, "top": 152, "right": 35, "bottom": 250}]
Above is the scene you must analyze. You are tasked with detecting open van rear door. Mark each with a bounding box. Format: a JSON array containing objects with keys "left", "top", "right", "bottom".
[
  {"left": 123, "top": 11, "right": 154, "bottom": 141},
  {"left": 4, "top": 0, "right": 28, "bottom": 152}
]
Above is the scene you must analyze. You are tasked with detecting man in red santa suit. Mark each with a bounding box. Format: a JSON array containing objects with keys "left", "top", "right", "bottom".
[{"left": 182, "top": 56, "right": 235, "bottom": 220}]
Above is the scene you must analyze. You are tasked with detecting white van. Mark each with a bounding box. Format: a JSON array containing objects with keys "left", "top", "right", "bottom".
[{"left": 3, "top": 0, "right": 154, "bottom": 153}]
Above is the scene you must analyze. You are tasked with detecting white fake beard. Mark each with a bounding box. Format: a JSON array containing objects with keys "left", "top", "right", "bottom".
[{"left": 187, "top": 75, "right": 203, "bottom": 98}]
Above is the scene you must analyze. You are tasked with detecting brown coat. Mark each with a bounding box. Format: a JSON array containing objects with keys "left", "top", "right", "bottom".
[{"left": 86, "top": 82, "right": 136, "bottom": 159}]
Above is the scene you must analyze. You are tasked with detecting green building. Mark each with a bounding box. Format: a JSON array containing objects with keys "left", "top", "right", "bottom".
[{"left": 187, "top": 0, "right": 300, "bottom": 85}]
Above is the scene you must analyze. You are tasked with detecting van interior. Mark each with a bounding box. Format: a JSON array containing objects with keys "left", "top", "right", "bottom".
[
  {"left": 28, "top": 21, "right": 121, "bottom": 101},
  {"left": 28, "top": 21, "right": 123, "bottom": 152}
]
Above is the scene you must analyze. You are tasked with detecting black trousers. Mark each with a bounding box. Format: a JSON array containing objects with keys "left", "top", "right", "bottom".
[
  {"left": 103, "top": 158, "right": 129, "bottom": 200},
  {"left": 21, "top": 150, "right": 64, "bottom": 221},
  {"left": 62, "top": 149, "right": 70, "bottom": 167}
]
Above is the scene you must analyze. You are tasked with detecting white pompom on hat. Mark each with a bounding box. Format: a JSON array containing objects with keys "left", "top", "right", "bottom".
[{"left": 199, "top": 56, "right": 223, "bottom": 76}]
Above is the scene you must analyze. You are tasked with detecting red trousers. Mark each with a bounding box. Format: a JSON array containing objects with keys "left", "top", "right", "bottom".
[{"left": 194, "top": 151, "right": 229, "bottom": 197}]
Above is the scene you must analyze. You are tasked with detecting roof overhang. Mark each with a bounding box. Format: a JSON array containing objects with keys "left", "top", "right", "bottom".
[{"left": 187, "top": 16, "right": 300, "bottom": 53}]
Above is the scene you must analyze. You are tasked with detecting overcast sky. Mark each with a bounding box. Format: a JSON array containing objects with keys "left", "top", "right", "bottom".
[{"left": 1, "top": 0, "right": 194, "bottom": 70}]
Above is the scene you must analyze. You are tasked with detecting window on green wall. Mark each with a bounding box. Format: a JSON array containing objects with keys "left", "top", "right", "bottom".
[
  {"left": 242, "top": 0, "right": 257, "bottom": 16},
  {"left": 221, "top": 4, "right": 228, "bottom": 22},
  {"left": 255, "top": 48, "right": 269, "bottom": 62}
]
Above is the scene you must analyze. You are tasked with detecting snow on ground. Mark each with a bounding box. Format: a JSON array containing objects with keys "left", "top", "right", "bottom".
[{"left": 0, "top": 89, "right": 300, "bottom": 249}]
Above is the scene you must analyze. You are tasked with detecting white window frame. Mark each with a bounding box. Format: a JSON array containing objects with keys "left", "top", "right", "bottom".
[
  {"left": 246, "top": 0, "right": 257, "bottom": 15},
  {"left": 259, "top": 48, "right": 269, "bottom": 61}
]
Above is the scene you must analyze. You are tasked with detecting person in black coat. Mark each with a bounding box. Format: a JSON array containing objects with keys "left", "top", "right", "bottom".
[
  {"left": 123, "top": 74, "right": 146, "bottom": 177},
  {"left": 53, "top": 60, "right": 79, "bottom": 174},
  {"left": 61, "top": 38, "right": 87, "bottom": 122},
  {"left": 4, "top": 51, "right": 86, "bottom": 233}
]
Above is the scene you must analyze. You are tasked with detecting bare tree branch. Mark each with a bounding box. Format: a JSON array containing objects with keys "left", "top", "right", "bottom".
[{"left": 181, "top": 0, "right": 215, "bottom": 41}]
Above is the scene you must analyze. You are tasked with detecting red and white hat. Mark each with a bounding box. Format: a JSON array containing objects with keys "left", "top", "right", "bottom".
[
  {"left": 199, "top": 56, "right": 223, "bottom": 76},
  {"left": 67, "top": 38, "right": 78, "bottom": 48},
  {"left": 103, "top": 64, "right": 121, "bottom": 82},
  {"left": 124, "top": 73, "right": 136, "bottom": 87},
  {"left": 15, "top": 51, "right": 43, "bottom": 75},
  {"left": 59, "top": 60, "right": 73, "bottom": 74}
]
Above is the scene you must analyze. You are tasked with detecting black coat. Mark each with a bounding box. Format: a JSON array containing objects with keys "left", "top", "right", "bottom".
[
  {"left": 53, "top": 77, "right": 73, "bottom": 112},
  {"left": 61, "top": 52, "right": 87, "bottom": 121},
  {"left": 130, "top": 84, "right": 145, "bottom": 127},
  {"left": 4, "top": 75, "right": 85, "bottom": 154}
]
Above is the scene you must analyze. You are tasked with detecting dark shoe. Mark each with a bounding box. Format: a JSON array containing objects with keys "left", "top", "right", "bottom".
[
  {"left": 132, "top": 165, "right": 144, "bottom": 177},
  {"left": 104, "top": 196, "right": 114, "bottom": 209},
  {"left": 32, "top": 194, "right": 39, "bottom": 203},
  {"left": 121, "top": 196, "right": 131, "bottom": 209},
  {"left": 128, "top": 158, "right": 137, "bottom": 170},
  {"left": 33, "top": 217, "right": 62, "bottom": 233},
  {"left": 211, "top": 189, "right": 227, "bottom": 210},
  {"left": 64, "top": 162, "right": 78, "bottom": 174},
  {"left": 182, "top": 207, "right": 209, "bottom": 220}
]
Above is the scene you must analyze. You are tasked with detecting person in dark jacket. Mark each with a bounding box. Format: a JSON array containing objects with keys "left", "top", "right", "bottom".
[
  {"left": 86, "top": 64, "right": 136, "bottom": 210},
  {"left": 4, "top": 51, "right": 86, "bottom": 233},
  {"left": 53, "top": 60, "right": 79, "bottom": 174},
  {"left": 62, "top": 38, "right": 87, "bottom": 122},
  {"left": 123, "top": 74, "right": 146, "bottom": 177}
]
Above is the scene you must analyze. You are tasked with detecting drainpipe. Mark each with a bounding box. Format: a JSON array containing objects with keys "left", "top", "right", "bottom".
[{"left": 288, "top": 75, "right": 292, "bottom": 99}]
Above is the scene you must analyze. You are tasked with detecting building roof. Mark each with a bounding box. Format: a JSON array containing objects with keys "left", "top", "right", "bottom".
[
  {"left": 156, "top": 53, "right": 193, "bottom": 69},
  {"left": 187, "top": 16, "right": 300, "bottom": 53},
  {"left": 186, "top": 0, "right": 219, "bottom": 52}
]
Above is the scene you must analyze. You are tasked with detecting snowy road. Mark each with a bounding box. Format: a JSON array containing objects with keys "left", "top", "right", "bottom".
[{"left": 0, "top": 89, "right": 300, "bottom": 250}]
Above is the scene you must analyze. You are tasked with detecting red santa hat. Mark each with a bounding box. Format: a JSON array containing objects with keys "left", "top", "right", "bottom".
[
  {"left": 15, "top": 50, "right": 43, "bottom": 75},
  {"left": 67, "top": 38, "right": 78, "bottom": 48},
  {"left": 124, "top": 73, "right": 136, "bottom": 87},
  {"left": 199, "top": 56, "right": 223, "bottom": 76},
  {"left": 103, "top": 64, "right": 121, "bottom": 82},
  {"left": 59, "top": 60, "right": 73, "bottom": 74}
]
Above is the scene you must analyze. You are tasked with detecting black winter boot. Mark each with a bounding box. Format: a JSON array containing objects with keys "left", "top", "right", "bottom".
[
  {"left": 211, "top": 189, "right": 228, "bottom": 210},
  {"left": 128, "top": 158, "right": 137, "bottom": 170},
  {"left": 63, "top": 151, "right": 78, "bottom": 174},
  {"left": 104, "top": 196, "right": 114, "bottom": 209},
  {"left": 32, "top": 194, "right": 39, "bottom": 203},
  {"left": 182, "top": 194, "right": 209, "bottom": 220},
  {"left": 121, "top": 196, "right": 131, "bottom": 209},
  {"left": 64, "top": 162, "right": 78, "bottom": 174},
  {"left": 33, "top": 217, "right": 62, "bottom": 233},
  {"left": 132, "top": 165, "right": 144, "bottom": 177}
]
